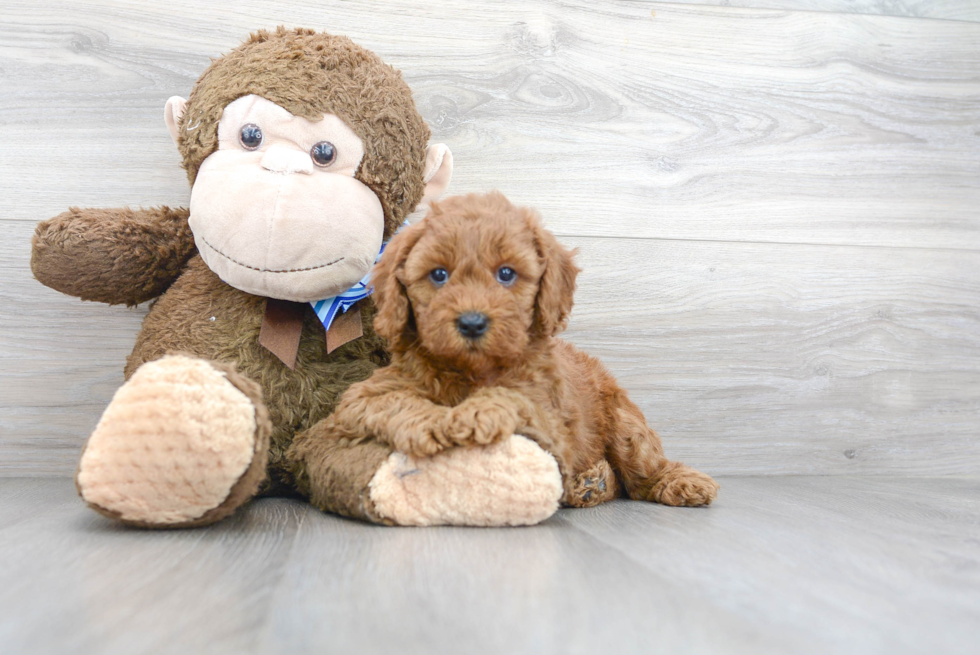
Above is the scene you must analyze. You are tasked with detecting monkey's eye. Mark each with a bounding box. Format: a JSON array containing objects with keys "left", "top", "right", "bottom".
[
  {"left": 496, "top": 266, "right": 517, "bottom": 286},
  {"left": 239, "top": 124, "right": 263, "bottom": 150},
  {"left": 310, "top": 141, "right": 337, "bottom": 167},
  {"left": 428, "top": 268, "right": 449, "bottom": 286}
]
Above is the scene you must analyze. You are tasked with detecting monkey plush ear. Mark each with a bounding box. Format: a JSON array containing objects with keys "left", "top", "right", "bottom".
[
  {"left": 420, "top": 144, "right": 453, "bottom": 205},
  {"left": 372, "top": 222, "right": 426, "bottom": 349},
  {"left": 164, "top": 96, "right": 188, "bottom": 147}
]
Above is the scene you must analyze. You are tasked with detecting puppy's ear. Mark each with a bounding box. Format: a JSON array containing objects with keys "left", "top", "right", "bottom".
[
  {"left": 372, "top": 221, "right": 425, "bottom": 348},
  {"left": 530, "top": 212, "right": 579, "bottom": 338}
]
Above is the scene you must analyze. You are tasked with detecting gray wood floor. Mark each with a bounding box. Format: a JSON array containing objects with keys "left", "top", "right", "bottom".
[{"left": 1, "top": 476, "right": 977, "bottom": 655}]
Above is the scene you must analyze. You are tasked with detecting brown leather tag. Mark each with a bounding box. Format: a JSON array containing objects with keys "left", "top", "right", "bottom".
[
  {"left": 259, "top": 299, "right": 306, "bottom": 370},
  {"left": 326, "top": 306, "right": 363, "bottom": 354}
]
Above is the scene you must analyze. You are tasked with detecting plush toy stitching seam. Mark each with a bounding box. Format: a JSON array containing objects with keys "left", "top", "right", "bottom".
[{"left": 201, "top": 236, "right": 344, "bottom": 273}]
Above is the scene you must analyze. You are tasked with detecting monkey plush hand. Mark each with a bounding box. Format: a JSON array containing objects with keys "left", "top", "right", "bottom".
[{"left": 31, "top": 28, "right": 561, "bottom": 527}]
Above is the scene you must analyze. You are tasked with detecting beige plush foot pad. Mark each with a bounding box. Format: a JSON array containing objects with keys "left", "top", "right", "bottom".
[
  {"left": 76, "top": 355, "right": 260, "bottom": 526},
  {"left": 368, "top": 435, "right": 563, "bottom": 527}
]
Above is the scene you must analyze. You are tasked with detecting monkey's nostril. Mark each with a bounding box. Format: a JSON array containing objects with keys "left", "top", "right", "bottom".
[{"left": 456, "top": 312, "right": 490, "bottom": 339}]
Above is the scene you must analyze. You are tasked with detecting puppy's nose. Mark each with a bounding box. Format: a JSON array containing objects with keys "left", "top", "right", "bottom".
[{"left": 457, "top": 312, "right": 490, "bottom": 339}]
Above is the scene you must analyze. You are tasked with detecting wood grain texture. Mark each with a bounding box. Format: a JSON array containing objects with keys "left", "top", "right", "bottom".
[
  {"left": 561, "top": 475, "right": 980, "bottom": 655},
  {"left": 1, "top": 1, "right": 978, "bottom": 476},
  {"left": 1, "top": 477, "right": 978, "bottom": 655},
  {"left": 2, "top": 1, "right": 979, "bottom": 248},
  {"left": 0, "top": 478, "right": 307, "bottom": 655},
  {"left": 564, "top": 237, "right": 980, "bottom": 476},
  {"left": 258, "top": 495, "right": 783, "bottom": 655},
  {"left": 6, "top": 220, "right": 978, "bottom": 475},
  {"left": 659, "top": 0, "right": 980, "bottom": 22}
]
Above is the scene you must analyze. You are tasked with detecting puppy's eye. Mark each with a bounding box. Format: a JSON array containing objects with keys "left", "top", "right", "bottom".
[
  {"left": 496, "top": 266, "right": 517, "bottom": 286},
  {"left": 429, "top": 268, "right": 449, "bottom": 286},
  {"left": 239, "top": 124, "right": 263, "bottom": 150},
  {"left": 310, "top": 141, "right": 336, "bottom": 167}
]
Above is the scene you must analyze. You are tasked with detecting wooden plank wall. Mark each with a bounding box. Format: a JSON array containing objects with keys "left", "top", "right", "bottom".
[{"left": 1, "top": 0, "right": 978, "bottom": 476}]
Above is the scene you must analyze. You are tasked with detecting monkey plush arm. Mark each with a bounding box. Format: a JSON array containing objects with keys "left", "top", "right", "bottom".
[{"left": 31, "top": 206, "right": 196, "bottom": 306}]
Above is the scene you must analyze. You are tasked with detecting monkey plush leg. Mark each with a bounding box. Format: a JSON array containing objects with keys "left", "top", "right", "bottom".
[
  {"left": 291, "top": 426, "right": 563, "bottom": 527},
  {"left": 607, "top": 404, "right": 719, "bottom": 507},
  {"left": 368, "top": 436, "right": 563, "bottom": 526},
  {"left": 75, "top": 355, "right": 271, "bottom": 527}
]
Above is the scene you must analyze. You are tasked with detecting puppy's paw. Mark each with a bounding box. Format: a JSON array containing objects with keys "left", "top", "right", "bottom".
[
  {"left": 442, "top": 397, "right": 520, "bottom": 448},
  {"left": 394, "top": 425, "right": 450, "bottom": 459},
  {"left": 648, "top": 465, "right": 719, "bottom": 507},
  {"left": 564, "top": 459, "right": 618, "bottom": 508}
]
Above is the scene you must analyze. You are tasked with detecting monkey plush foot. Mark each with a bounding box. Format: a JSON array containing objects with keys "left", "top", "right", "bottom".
[
  {"left": 75, "top": 355, "right": 271, "bottom": 527},
  {"left": 367, "top": 435, "right": 563, "bottom": 526}
]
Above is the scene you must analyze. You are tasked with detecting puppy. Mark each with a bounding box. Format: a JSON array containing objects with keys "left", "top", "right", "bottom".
[{"left": 323, "top": 191, "right": 718, "bottom": 508}]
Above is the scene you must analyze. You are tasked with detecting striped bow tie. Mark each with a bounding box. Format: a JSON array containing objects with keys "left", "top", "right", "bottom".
[
  {"left": 309, "top": 240, "right": 388, "bottom": 333},
  {"left": 259, "top": 235, "right": 395, "bottom": 370}
]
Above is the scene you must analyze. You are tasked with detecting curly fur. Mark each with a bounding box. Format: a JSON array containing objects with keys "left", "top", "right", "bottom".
[{"left": 317, "top": 192, "right": 720, "bottom": 508}]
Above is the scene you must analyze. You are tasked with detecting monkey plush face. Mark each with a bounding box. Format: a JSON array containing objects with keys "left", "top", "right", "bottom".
[
  {"left": 186, "top": 95, "right": 384, "bottom": 301},
  {"left": 163, "top": 28, "right": 452, "bottom": 303}
]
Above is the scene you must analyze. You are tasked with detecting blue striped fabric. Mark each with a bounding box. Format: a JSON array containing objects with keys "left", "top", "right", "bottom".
[{"left": 309, "top": 239, "right": 390, "bottom": 332}]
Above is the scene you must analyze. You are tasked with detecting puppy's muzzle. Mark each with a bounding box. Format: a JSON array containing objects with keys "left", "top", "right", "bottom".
[{"left": 456, "top": 312, "right": 490, "bottom": 340}]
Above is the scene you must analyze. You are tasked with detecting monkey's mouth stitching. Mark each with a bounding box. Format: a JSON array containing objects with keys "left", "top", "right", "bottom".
[{"left": 201, "top": 237, "right": 344, "bottom": 273}]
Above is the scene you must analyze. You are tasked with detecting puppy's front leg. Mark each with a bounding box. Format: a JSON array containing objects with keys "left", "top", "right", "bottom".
[
  {"left": 444, "top": 387, "right": 544, "bottom": 448},
  {"left": 331, "top": 376, "right": 453, "bottom": 458}
]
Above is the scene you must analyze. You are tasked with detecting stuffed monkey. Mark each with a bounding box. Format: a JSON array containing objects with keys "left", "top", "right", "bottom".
[{"left": 31, "top": 28, "right": 562, "bottom": 527}]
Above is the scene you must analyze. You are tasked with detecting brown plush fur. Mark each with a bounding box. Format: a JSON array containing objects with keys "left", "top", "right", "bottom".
[
  {"left": 311, "top": 192, "right": 720, "bottom": 508},
  {"left": 125, "top": 255, "right": 390, "bottom": 494},
  {"left": 178, "top": 26, "right": 430, "bottom": 236},
  {"left": 30, "top": 28, "right": 425, "bottom": 519},
  {"left": 288, "top": 426, "right": 396, "bottom": 523},
  {"left": 31, "top": 206, "right": 196, "bottom": 306}
]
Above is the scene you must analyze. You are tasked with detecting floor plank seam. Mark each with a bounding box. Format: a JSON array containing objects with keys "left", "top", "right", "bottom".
[{"left": 553, "top": 232, "right": 980, "bottom": 254}]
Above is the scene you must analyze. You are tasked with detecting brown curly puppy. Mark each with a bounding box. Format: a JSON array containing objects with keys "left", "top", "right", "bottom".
[{"left": 324, "top": 191, "right": 719, "bottom": 509}]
